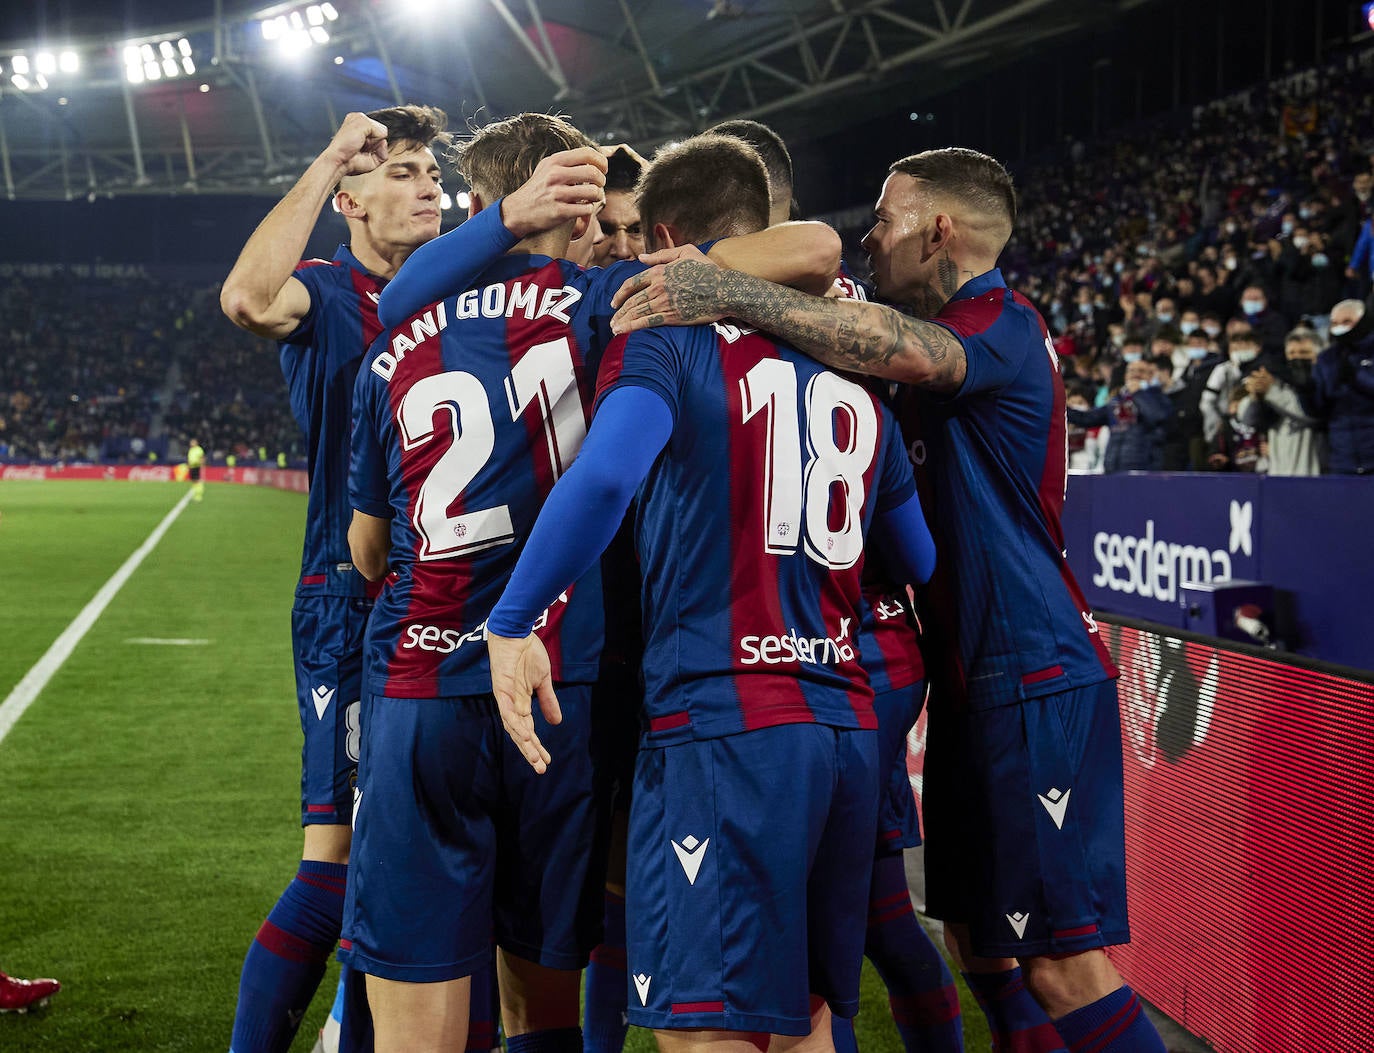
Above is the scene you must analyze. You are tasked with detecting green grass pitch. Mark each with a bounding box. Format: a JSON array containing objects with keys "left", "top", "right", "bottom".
[{"left": 0, "top": 480, "right": 992, "bottom": 1051}]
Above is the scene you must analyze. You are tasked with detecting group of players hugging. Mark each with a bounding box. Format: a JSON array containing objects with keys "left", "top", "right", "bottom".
[{"left": 219, "top": 103, "right": 1168, "bottom": 1053}]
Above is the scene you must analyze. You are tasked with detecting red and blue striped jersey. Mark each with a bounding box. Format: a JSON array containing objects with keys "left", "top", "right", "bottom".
[
  {"left": 595, "top": 321, "right": 916, "bottom": 745},
  {"left": 280, "top": 245, "right": 387, "bottom": 597},
  {"left": 859, "top": 582, "right": 924, "bottom": 695},
  {"left": 350, "top": 254, "right": 633, "bottom": 697},
  {"left": 914, "top": 268, "right": 1117, "bottom": 710}
]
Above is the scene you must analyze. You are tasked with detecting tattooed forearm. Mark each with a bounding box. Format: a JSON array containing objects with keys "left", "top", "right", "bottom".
[{"left": 704, "top": 269, "right": 968, "bottom": 392}]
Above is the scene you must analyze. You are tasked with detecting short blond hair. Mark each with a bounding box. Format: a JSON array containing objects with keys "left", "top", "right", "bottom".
[{"left": 454, "top": 113, "right": 595, "bottom": 200}]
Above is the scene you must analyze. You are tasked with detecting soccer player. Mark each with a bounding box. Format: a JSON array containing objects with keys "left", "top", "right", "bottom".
[
  {"left": 709, "top": 118, "right": 963, "bottom": 1053},
  {"left": 343, "top": 112, "right": 624, "bottom": 1053},
  {"left": 187, "top": 437, "right": 205, "bottom": 502},
  {"left": 219, "top": 104, "right": 598, "bottom": 1053},
  {"left": 591, "top": 146, "right": 645, "bottom": 267},
  {"left": 708, "top": 119, "right": 798, "bottom": 225},
  {"left": 609, "top": 148, "right": 1168, "bottom": 1053},
  {"left": 485, "top": 133, "right": 937, "bottom": 1053}
]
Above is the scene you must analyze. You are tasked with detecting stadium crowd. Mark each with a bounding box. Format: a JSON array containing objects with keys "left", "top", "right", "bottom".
[
  {"left": 1003, "top": 52, "right": 1374, "bottom": 475},
  {"left": 0, "top": 276, "right": 301, "bottom": 465}
]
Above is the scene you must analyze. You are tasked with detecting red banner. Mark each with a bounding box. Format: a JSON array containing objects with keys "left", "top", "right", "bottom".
[
  {"left": 908, "top": 622, "right": 1374, "bottom": 1052},
  {"left": 0, "top": 463, "right": 308, "bottom": 492}
]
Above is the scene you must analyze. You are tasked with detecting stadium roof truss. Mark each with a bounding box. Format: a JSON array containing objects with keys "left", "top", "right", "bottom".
[{"left": 0, "top": 0, "right": 1138, "bottom": 200}]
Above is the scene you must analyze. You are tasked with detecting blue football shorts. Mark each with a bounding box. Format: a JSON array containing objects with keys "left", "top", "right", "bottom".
[
  {"left": 873, "top": 680, "right": 926, "bottom": 855},
  {"left": 625, "top": 723, "right": 879, "bottom": 1037},
  {"left": 341, "top": 685, "right": 612, "bottom": 982},
  {"left": 922, "top": 679, "right": 1130, "bottom": 958},
  {"left": 291, "top": 595, "right": 371, "bottom": 825}
]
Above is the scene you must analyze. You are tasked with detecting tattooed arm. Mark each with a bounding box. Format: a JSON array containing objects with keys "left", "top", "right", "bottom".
[{"left": 611, "top": 256, "right": 968, "bottom": 392}]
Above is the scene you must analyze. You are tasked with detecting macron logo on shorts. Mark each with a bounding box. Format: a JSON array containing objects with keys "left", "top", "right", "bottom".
[
  {"left": 1006, "top": 912, "right": 1030, "bottom": 939},
  {"left": 311, "top": 684, "right": 336, "bottom": 719},
  {"left": 671, "top": 835, "right": 710, "bottom": 885},
  {"left": 633, "top": 973, "right": 652, "bottom": 1005},
  {"left": 1037, "top": 787, "right": 1071, "bottom": 829}
]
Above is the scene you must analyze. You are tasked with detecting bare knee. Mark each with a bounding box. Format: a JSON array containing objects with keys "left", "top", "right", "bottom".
[
  {"left": 940, "top": 922, "right": 1016, "bottom": 976},
  {"left": 303, "top": 823, "right": 351, "bottom": 865},
  {"left": 498, "top": 949, "right": 581, "bottom": 1036},
  {"left": 1020, "top": 950, "right": 1121, "bottom": 1019}
]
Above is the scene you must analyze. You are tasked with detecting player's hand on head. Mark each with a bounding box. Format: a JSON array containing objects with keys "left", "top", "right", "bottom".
[
  {"left": 488, "top": 631, "right": 560, "bottom": 774},
  {"left": 501, "top": 148, "right": 608, "bottom": 240},
  {"left": 610, "top": 248, "right": 726, "bottom": 334},
  {"left": 328, "top": 112, "right": 390, "bottom": 176}
]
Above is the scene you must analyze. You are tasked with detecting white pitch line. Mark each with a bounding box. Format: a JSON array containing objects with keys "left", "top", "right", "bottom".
[
  {"left": 0, "top": 490, "right": 194, "bottom": 745},
  {"left": 125, "top": 638, "right": 211, "bottom": 646}
]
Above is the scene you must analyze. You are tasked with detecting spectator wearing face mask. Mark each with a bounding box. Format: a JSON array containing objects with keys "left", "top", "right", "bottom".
[
  {"left": 1237, "top": 285, "right": 1287, "bottom": 354},
  {"left": 1292, "top": 232, "right": 1344, "bottom": 334},
  {"left": 1145, "top": 296, "right": 1179, "bottom": 345},
  {"left": 1066, "top": 385, "right": 1107, "bottom": 473},
  {"left": 1199, "top": 311, "right": 1226, "bottom": 346},
  {"left": 1067, "top": 359, "right": 1172, "bottom": 473},
  {"left": 1164, "top": 330, "right": 1225, "bottom": 470},
  {"left": 1201, "top": 330, "right": 1267, "bottom": 445},
  {"left": 1110, "top": 337, "right": 1147, "bottom": 389},
  {"left": 1314, "top": 298, "right": 1374, "bottom": 474},
  {"left": 1178, "top": 308, "right": 1203, "bottom": 339},
  {"left": 1237, "top": 327, "right": 1325, "bottom": 476}
]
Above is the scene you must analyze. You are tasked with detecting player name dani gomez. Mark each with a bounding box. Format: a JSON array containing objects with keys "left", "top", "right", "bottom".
[{"left": 369, "top": 280, "right": 584, "bottom": 382}]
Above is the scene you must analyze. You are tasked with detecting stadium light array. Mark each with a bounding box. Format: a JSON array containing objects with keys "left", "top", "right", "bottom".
[
  {"left": 123, "top": 38, "right": 196, "bottom": 83},
  {"left": 261, "top": 4, "right": 340, "bottom": 53},
  {"left": 3, "top": 50, "right": 79, "bottom": 91}
]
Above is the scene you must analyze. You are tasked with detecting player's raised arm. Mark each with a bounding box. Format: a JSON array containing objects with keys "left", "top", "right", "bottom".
[
  {"left": 612, "top": 258, "right": 967, "bottom": 393},
  {"left": 487, "top": 383, "right": 673, "bottom": 772},
  {"left": 221, "top": 111, "right": 389, "bottom": 339},
  {"left": 376, "top": 147, "right": 607, "bottom": 326}
]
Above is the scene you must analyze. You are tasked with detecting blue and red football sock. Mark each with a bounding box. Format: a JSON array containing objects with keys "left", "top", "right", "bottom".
[
  {"left": 1053, "top": 985, "right": 1166, "bottom": 1053},
  {"left": 582, "top": 890, "right": 629, "bottom": 1053},
  {"left": 864, "top": 852, "right": 963, "bottom": 1052},
  {"left": 962, "top": 967, "right": 1067, "bottom": 1052},
  {"left": 230, "top": 860, "right": 347, "bottom": 1053}
]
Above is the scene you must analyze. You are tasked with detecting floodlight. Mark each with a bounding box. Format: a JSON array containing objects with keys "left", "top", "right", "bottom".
[
  {"left": 12, "top": 55, "right": 29, "bottom": 75},
  {"left": 124, "top": 37, "right": 198, "bottom": 83},
  {"left": 263, "top": 5, "right": 343, "bottom": 53},
  {"left": 59, "top": 51, "right": 78, "bottom": 73},
  {"left": 35, "top": 52, "right": 56, "bottom": 75},
  {"left": 457, "top": 191, "right": 471, "bottom": 209}
]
